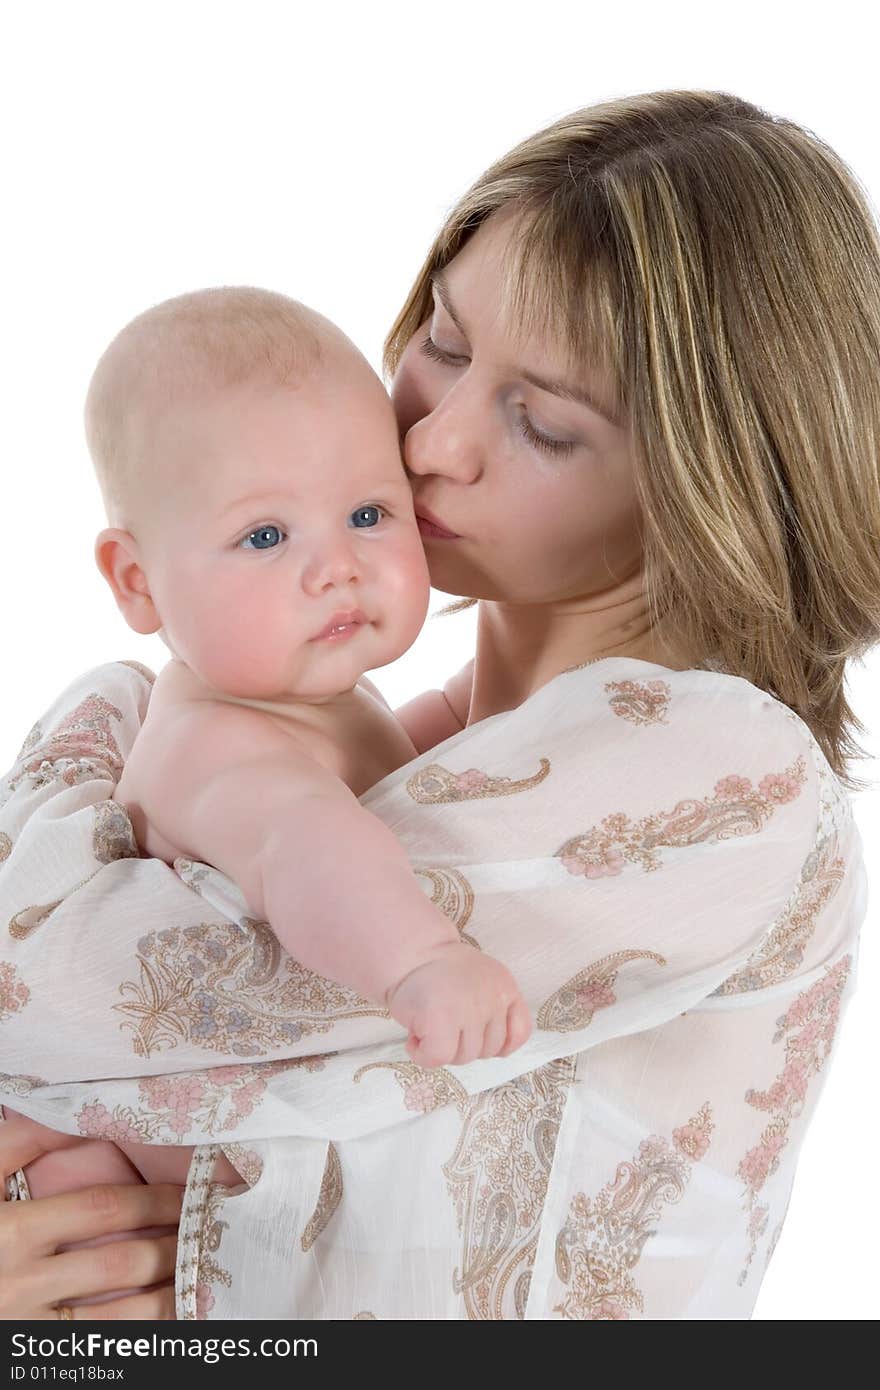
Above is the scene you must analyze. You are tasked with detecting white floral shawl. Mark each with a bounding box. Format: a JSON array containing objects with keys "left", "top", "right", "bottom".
[{"left": 0, "top": 658, "right": 866, "bottom": 1319}]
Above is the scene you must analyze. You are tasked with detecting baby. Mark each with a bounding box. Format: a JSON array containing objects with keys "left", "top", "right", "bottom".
[{"left": 16, "top": 286, "right": 532, "bottom": 1206}]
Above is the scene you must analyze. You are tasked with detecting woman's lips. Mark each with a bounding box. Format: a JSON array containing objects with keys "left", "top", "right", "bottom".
[{"left": 414, "top": 507, "right": 461, "bottom": 540}]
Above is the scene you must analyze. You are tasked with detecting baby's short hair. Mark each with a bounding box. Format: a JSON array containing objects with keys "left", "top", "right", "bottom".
[{"left": 85, "top": 286, "right": 328, "bottom": 530}]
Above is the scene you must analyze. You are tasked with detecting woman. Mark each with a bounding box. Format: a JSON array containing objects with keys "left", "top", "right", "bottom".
[{"left": 1, "top": 87, "right": 877, "bottom": 1319}]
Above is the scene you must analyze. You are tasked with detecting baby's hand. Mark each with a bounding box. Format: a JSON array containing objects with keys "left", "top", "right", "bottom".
[{"left": 386, "top": 943, "right": 532, "bottom": 1069}]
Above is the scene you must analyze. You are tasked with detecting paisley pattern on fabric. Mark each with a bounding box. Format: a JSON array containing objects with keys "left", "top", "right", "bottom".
[
  {"left": 0, "top": 659, "right": 863, "bottom": 1319},
  {"left": 8, "top": 901, "right": 64, "bottom": 942},
  {"left": 557, "top": 757, "right": 807, "bottom": 878},
  {"left": 415, "top": 867, "right": 479, "bottom": 948},
  {"left": 93, "top": 800, "right": 141, "bottom": 864},
  {"left": 537, "top": 951, "right": 667, "bottom": 1032},
  {"left": 443, "top": 1058, "right": 577, "bottom": 1319},
  {"left": 553, "top": 1103, "right": 715, "bottom": 1319},
  {"left": 735, "top": 955, "right": 852, "bottom": 1284},
  {"left": 604, "top": 678, "right": 671, "bottom": 726},
  {"left": 0, "top": 1072, "right": 46, "bottom": 1095},
  {"left": 714, "top": 830, "right": 845, "bottom": 995},
  {"left": 5, "top": 799, "right": 136, "bottom": 942},
  {"left": 116, "top": 918, "right": 386, "bottom": 1058},
  {"left": 301, "top": 1143, "right": 343, "bottom": 1251},
  {"left": 6, "top": 693, "right": 129, "bottom": 795},
  {"left": 353, "top": 1060, "right": 469, "bottom": 1114},
  {"left": 406, "top": 758, "right": 551, "bottom": 804}
]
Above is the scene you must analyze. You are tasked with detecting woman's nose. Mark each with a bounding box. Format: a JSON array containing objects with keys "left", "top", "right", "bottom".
[{"left": 403, "top": 386, "right": 484, "bottom": 485}]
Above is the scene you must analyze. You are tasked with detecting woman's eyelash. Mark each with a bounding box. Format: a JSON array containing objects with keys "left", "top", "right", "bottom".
[
  {"left": 517, "top": 414, "right": 576, "bottom": 457},
  {"left": 419, "top": 333, "right": 576, "bottom": 458},
  {"left": 419, "top": 334, "right": 468, "bottom": 366}
]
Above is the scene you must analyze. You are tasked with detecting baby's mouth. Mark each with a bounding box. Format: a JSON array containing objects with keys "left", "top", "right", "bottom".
[{"left": 311, "top": 608, "right": 369, "bottom": 641}]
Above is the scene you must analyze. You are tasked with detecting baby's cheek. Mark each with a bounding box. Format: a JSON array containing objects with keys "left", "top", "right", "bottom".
[
  {"left": 188, "top": 598, "right": 291, "bottom": 695},
  {"left": 390, "top": 542, "right": 432, "bottom": 638}
]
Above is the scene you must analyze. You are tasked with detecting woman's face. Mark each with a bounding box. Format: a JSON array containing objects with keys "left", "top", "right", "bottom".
[{"left": 391, "top": 207, "right": 643, "bottom": 605}]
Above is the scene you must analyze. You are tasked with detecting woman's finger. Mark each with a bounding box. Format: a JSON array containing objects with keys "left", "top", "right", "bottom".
[
  {"left": 3, "top": 1183, "right": 184, "bottom": 1256},
  {"left": 34, "top": 1235, "right": 178, "bottom": 1304},
  {"left": 36, "top": 1282, "right": 177, "bottom": 1323},
  {"left": 83, "top": 1282, "right": 177, "bottom": 1321}
]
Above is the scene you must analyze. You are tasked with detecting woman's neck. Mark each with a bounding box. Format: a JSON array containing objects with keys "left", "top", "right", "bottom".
[{"left": 467, "top": 583, "right": 693, "bottom": 725}]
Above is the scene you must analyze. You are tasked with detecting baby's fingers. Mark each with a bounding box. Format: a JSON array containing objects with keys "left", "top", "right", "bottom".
[
  {"left": 406, "top": 1023, "right": 460, "bottom": 1070},
  {"left": 499, "top": 998, "right": 533, "bottom": 1057},
  {"left": 451, "top": 1021, "right": 488, "bottom": 1068},
  {"left": 479, "top": 1012, "right": 510, "bottom": 1060}
]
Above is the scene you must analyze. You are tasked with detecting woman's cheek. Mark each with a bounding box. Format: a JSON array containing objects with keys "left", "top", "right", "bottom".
[{"left": 390, "top": 351, "right": 435, "bottom": 439}]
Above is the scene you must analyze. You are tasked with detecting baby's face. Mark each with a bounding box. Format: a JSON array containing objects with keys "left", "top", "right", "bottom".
[{"left": 137, "top": 356, "right": 430, "bottom": 700}]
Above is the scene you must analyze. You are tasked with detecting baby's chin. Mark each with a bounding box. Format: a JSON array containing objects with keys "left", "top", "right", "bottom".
[{"left": 191, "top": 622, "right": 423, "bottom": 702}]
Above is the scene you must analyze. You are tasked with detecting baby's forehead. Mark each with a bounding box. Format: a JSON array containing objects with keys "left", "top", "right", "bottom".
[{"left": 151, "top": 372, "right": 406, "bottom": 510}]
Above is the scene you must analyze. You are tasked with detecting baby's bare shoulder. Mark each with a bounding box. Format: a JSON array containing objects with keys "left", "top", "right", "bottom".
[
  {"left": 143, "top": 661, "right": 313, "bottom": 754},
  {"left": 119, "top": 670, "right": 353, "bottom": 875},
  {"left": 128, "top": 665, "right": 332, "bottom": 805}
]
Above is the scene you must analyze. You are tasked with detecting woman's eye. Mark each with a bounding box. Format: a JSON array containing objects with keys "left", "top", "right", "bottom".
[
  {"left": 419, "top": 334, "right": 470, "bottom": 367},
  {"left": 517, "top": 412, "right": 577, "bottom": 458},
  {"left": 418, "top": 329, "right": 575, "bottom": 457},
  {"left": 350, "top": 505, "right": 386, "bottom": 528},
  {"left": 239, "top": 524, "right": 286, "bottom": 551}
]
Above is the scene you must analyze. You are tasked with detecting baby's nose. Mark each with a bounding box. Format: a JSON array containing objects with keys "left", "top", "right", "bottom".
[{"left": 302, "top": 540, "right": 361, "bottom": 593}]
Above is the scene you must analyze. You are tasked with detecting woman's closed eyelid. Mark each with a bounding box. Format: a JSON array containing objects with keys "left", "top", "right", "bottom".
[{"left": 418, "top": 335, "right": 580, "bottom": 458}]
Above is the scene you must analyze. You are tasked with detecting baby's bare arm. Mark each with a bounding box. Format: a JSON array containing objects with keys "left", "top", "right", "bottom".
[
  {"left": 124, "top": 701, "right": 531, "bottom": 1062},
  {"left": 122, "top": 703, "right": 460, "bottom": 1002}
]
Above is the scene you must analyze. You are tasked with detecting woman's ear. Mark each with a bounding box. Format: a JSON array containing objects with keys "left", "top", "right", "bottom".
[{"left": 94, "top": 528, "right": 162, "bottom": 635}]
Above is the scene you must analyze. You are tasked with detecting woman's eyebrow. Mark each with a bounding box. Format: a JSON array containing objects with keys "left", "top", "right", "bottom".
[
  {"left": 430, "top": 269, "right": 469, "bottom": 338},
  {"left": 430, "top": 268, "right": 621, "bottom": 428}
]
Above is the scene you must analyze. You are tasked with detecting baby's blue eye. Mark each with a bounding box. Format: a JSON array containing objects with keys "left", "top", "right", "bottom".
[
  {"left": 350, "top": 505, "right": 384, "bottom": 528},
  {"left": 240, "top": 525, "right": 284, "bottom": 551}
]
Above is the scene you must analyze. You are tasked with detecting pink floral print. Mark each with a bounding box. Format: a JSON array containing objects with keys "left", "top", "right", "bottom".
[
  {"left": 0, "top": 962, "right": 29, "bottom": 1024},
  {"left": 557, "top": 755, "right": 807, "bottom": 879},
  {"left": 736, "top": 954, "right": 852, "bottom": 1283}
]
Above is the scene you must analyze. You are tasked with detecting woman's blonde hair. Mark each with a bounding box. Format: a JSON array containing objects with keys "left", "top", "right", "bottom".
[{"left": 384, "top": 90, "right": 880, "bottom": 791}]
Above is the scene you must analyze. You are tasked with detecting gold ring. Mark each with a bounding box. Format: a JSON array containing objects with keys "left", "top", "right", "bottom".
[
  {"left": 4, "top": 1168, "right": 32, "bottom": 1201},
  {"left": 55, "top": 1304, "right": 74, "bottom": 1321}
]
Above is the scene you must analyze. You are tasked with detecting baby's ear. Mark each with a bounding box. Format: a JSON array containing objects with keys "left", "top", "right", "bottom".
[{"left": 94, "top": 527, "right": 162, "bottom": 635}]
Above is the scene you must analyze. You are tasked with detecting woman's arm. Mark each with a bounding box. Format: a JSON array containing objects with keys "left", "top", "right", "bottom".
[{"left": 394, "top": 658, "right": 474, "bottom": 753}]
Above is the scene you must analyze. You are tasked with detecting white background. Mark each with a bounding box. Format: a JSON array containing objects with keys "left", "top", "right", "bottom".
[{"left": 1, "top": 1, "right": 876, "bottom": 1319}]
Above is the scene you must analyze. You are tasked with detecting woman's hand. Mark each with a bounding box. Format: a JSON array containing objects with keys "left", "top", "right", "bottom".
[{"left": 0, "top": 1112, "right": 182, "bottom": 1320}]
